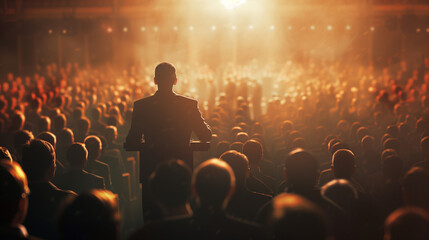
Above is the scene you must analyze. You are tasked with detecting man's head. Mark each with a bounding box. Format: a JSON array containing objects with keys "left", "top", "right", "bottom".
[
  {"left": 58, "top": 190, "right": 120, "bottom": 240},
  {"left": 192, "top": 159, "right": 235, "bottom": 209},
  {"left": 84, "top": 135, "right": 102, "bottom": 161},
  {"left": 21, "top": 139, "right": 56, "bottom": 182},
  {"left": 243, "top": 139, "right": 263, "bottom": 167},
  {"left": 219, "top": 150, "right": 249, "bottom": 187},
  {"left": 385, "top": 207, "right": 429, "bottom": 240},
  {"left": 267, "top": 193, "right": 328, "bottom": 240},
  {"left": 150, "top": 159, "right": 192, "bottom": 210},
  {"left": 0, "top": 161, "right": 29, "bottom": 226},
  {"left": 331, "top": 149, "right": 356, "bottom": 179},
  {"left": 403, "top": 167, "right": 429, "bottom": 210},
  {"left": 37, "top": 131, "right": 57, "bottom": 149},
  {"left": 284, "top": 148, "right": 319, "bottom": 189},
  {"left": 154, "top": 62, "right": 177, "bottom": 88},
  {"left": 66, "top": 143, "right": 88, "bottom": 170}
]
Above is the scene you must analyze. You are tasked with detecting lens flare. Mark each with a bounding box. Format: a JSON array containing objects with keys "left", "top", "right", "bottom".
[{"left": 220, "top": 0, "right": 246, "bottom": 10}]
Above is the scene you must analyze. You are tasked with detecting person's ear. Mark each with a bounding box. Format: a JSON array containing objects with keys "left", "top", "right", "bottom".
[
  {"left": 173, "top": 78, "right": 177, "bottom": 85},
  {"left": 154, "top": 77, "right": 158, "bottom": 85}
]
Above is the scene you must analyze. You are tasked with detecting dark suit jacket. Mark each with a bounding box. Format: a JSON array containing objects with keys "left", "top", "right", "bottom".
[
  {"left": 24, "top": 182, "right": 76, "bottom": 240},
  {"left": 54, "top": 169, "right": 105, "bottom": 194},
  {"left": 126, "top": 91, "right": 211, "bottom": 181},
  {"left": 86, "top": 160, "right": 112, "bottom": 190}
]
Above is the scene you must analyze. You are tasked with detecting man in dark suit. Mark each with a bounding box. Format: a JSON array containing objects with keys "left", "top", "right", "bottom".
[
  {"left": 55, "top": 143, "right": 105, "bottom": 194},
  {"left": 126, "top": 62, "right": 211, "bottom": 221},
  {"left": 21, "top": 139, "right": 76, "bottom": 240}
]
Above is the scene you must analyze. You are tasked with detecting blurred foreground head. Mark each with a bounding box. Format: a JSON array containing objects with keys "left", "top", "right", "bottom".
[
  {"left": 385, "top": 207, "right": 429, "bottom": 240},
  {"left": 0, "top": 161, "right": 30, "bottom": 226},
  {"left": 58, "top": 190, "right": 120, "bottom": 240},
  {"left": 267, "top": 193, "right": 328, "bottom": 240},
  {"left": 192, "top": 159, "right": 235, "bottom": 209}
]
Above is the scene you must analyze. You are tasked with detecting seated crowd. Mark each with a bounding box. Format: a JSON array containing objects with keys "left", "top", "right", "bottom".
[{"left": 1, "top": 56, "right": 429, "bottom": 239}]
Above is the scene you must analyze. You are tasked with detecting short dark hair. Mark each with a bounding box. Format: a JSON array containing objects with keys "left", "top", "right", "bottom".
[
  {"left": 285, "top": 148, "right": 319, "bottom": 187},
  {"left": 193, "top": 159, "right": 235, "bottom": 208},
  {"left": 385, "top": 207, "right": 429, "bottom": 240},
  {"left": 22, "top": 139, "right": 55, "bottom": 181},
  {"left": 155, "top": 62, "right": 176, "bottom": 85},
  {"left": 220, "top": 150, "right": 249, "bottom": 184},
  {"left": 58, "top": 190, "right": 120, "bottom": 240},
  {"left": 37, "top": 131, "right": 57, "bottom": 149},
  {"left": 150, "top": 159, "right": 192, "bottom": 208},
  {"left": 66, "top": 143, "right": 88, "bottom": 168}
]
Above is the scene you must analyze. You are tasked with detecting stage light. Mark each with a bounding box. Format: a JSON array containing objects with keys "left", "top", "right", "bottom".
[
  {"left": 270, "top": 25, "right": 275, "bottom": 30},
  {"left": 173, "top": 26, "right": 178, "bottom": 31},
  {"left": 211, "top": 25, "right": 216, "bottom": 31},
  {"left": 416, "top": 28, "right": 421, "bottom": 33},
  {"left": 220, "top": 0, "right": 246, "bottom": 10},
  {"left": 189, "top": 26, "right": 194, "bottom": 31},
  {"left": 370, "top": 26, "right": 375, "bottom": 32},
  {"left": 248, "top": 25, "right": 254, "bottom": 30},
  {"left": 231, "top": 25, "right": 236, "bottom": 30},
  {"left": 140, "top": 27, "right": 146, "bottom": 32},
  {"left": 327, "top": 25, "right": 332, "bottom": 31},
  {"left": 48, "top": 29, "right": 53, "bottom": 34},
  {"left": 154, "top": 26, "right": 159, "bottom": 32},
  {"left": 287, "top": 26, "right": 292, "bottom": 30},
  {"left": 62, "top": 29, "right": 67, "bottom": 34},
  {"left": 310, "top": 25, "right": 315, "bottom": 30},
  {"left": 426, "top": 28, "right": 429, "bottom": 33},
  {"left": 123, "top": 27, "right": 128, "bottom": 32},
  {"left": 346, "top": 25, "right": 351, "bottom": 30}
]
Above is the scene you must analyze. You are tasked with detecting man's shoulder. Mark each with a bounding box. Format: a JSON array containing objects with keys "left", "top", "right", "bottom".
[
  {"left": 174, "top": 94, "right": 198, "bottom": 104},
  {"left": 134, "top": 95, "right": 155, "bottom": 106}
]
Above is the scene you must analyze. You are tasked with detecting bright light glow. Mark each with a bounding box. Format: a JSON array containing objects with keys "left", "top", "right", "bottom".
[
  {"left": 346, "top": 25, "right": 351, "bottom": 30},
  {"left": 370, "top": 26, "right": 375, "bottom": 32},
  {"left": 123, "top": 27, "right": 128, "bottom": 32},
  {"left": 327, "top": 25, "right": 332, "bottom": 31},
  {"left": 248, "top": 25, "right": 254, "bottom": 30},
  {"left": 416, "top": 28, "right": 421, "bottom": 33},
  {"left": 426, "top": 28, "right": 429, "bottom": 33},
  {"left": 231, "top": 25, "right": 236, "bottom": 30},
  {"left": 211, "top": 25, "right": 216, "bottom": 31},
  {"left": 48, "top": 29, "right": 53, "bottom": 34},
  {"left": 270, "top": 25, "right": 275, "bottom": 30},
  {"left": 173, "top": 26, "right": 178, "bottom": 31},
  {"left": 189, "top": 26, "right": 194, "bottom": 31},
  {"left": 220, "top": 0, "right": 246, "bottom": 10},
  {"left": 287, "top": 26, "right": 292, "bottom": 30},
  {"left": 62, "top": 29, "right": 67, "bottom": 34},
  {"left": 140, "top": 27, "right": 146, "bottom": 32},
  {"left": 154, "top": 26, "right": 159, "bottom": 32},
  {"left": 310, "top": 25, "right": 315, "bottom": 30},
  {"left": 107, "top": 27, "right": 113, "bottom": 33}
]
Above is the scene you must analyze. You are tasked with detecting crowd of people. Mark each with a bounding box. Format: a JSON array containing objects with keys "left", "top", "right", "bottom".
[{"left": 1, "top": 55, "right": 429, "bottom": 239}]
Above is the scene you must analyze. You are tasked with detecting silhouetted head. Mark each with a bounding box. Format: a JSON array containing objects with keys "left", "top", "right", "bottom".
[
  {"left": 361, "top": 135, "right": 375, "bottom": 151},
  {"left": 84, "top": 135, "right": 102, "bottom": 161},
  {"left": 382, "top": 155, "right": 402, "bottom": 180},
  {"left": 9, "top": 111, "right": 25, "bottom": 131},
  {"left": 38, "top": 116, "right": 51, "bottom": 133},
  {"left": 13, "top": 130, "right": 34, "bottom": 159},
  {"left": 21, "top": 139, "right": 56, "bottom": 182},
  {"left": 220, "top": 150, "right": 249, "bottom": 188},
  {"left": 0, "top": 161, "right": 29, "bottom": 226},
  {"left": 215, "top": 141, "right": 230, "bottom": 158},
  {"left": 58, "top": 128, "right": 75, "bottom": 148},
  {"left": 37, "top": 131, "right": 57, "bottom": 149},
  {"left": 243, "top": 139, "right": 263, "bottom": 167},
  {"left": 403, "top": 167, "right": 429, "bottom": 210},
  {"left": 154, "top": 62, "right": 177, "bottom": 88},
  {"left": 105, "top": 125, "right": 117, "bottom": 143},
  {"left": 236, "top": 132, "right": 249, "bottom": 143},
  {"left": 383, "top": 138, "right": 401, "bottom": 153},
  {"left": 330, "top": 142, "right": 351, "bottom": 156},
  {"left": 284, "top": 148, "right": 319, "bottom": 189},
  {"left": 66, "top": 143, "right": 88, "bottom": 170},
  {"left": 53, "top": 114, "right": 67, "bottom": 133},
  {"left": 321, "top": 179, "right": 358, "bottom": 211},
  {"left": 192, "top": 159, "right": 235, "bottom": 209},
  {"left": 267, "top": 193, "right": 328, "bottom": 240},
  {"left": 150, "top": 159, "right": 192, "bottom": 209},
  {"left": 229, "top": 141, "right": 243, "bottom": 153},
  {"left": 385, "top": 207, "right": 429, "bottom": 240},
  {"left": 58, "top": 190, "right": 120, "bottom": 240},
  {"left": 331, "top": 149, "right": 356, "bottom": 179}
]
